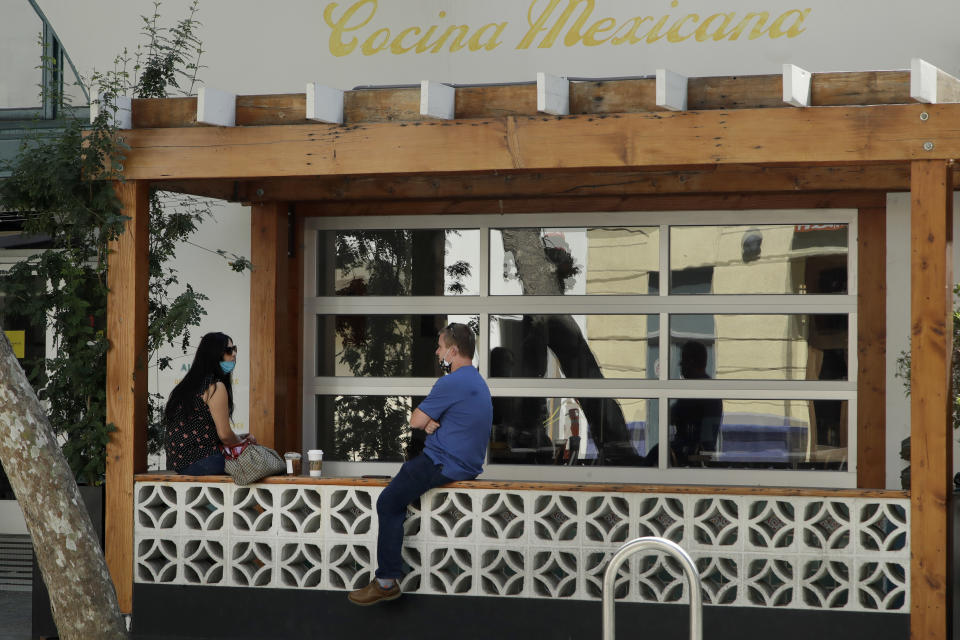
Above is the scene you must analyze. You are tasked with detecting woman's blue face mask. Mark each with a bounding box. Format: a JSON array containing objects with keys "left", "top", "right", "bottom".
[{"left": 220, "top": 360, "right": 236, "bottom": 374}]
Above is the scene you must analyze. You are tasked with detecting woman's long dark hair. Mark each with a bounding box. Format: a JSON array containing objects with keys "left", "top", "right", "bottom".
[{"left": 165, "top": 332, "right": 234, "bottom": 420}]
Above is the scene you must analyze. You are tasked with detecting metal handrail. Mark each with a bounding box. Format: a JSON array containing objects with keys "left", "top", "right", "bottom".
[{"left": 602, "top": 537, "right": 703, "bottom": 640}]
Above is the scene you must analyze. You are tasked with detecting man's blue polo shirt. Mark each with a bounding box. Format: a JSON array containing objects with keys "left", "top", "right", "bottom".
[{"left": 418, "top": 365, "right": 492, "bottom": 480}]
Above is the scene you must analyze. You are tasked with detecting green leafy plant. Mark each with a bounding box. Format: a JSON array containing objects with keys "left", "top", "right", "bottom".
[{"left": 0, "top": 1, "right": 247, "bottom": 484}]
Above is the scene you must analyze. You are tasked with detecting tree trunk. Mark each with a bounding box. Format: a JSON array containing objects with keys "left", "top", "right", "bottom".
[
  {"left": 0, "top": 330, "right": 127, "bottom": 639},
  {"left": 500, "top": 230, "right": 641, "bottom": 464}
]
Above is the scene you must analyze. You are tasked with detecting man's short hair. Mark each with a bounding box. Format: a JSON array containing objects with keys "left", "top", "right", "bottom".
[{"left": 441, "top": 322, "right": 476, "bottom": 359}]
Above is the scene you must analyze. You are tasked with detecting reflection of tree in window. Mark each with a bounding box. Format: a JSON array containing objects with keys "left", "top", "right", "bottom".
[
  {"left": 495, "top": 229, "right": 646, "bottom": 466},
  {"left": 321, "top": 230, "right": 472, "bottom": 462}
]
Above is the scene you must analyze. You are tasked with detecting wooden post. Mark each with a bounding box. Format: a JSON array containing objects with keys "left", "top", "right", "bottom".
[
  {"left": 250, "top": 202, "right": 290, "bottom": 449},
  {"left": 858, "top": 205, "right": 886, "bottom": 488},
  {"left": 910, "top": 159, "right": 953, "bottom": 639},
  {"left": 105, "top": 180, "right": 150, "bottom": 613}
]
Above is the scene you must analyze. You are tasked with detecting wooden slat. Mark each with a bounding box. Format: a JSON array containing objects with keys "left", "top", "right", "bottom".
[
  {"left": 127, "top": 72, "right": 919, "bottom": 129},
  {"left": 571, "top": 78, "right": 655, "bottom": 114},
  {"left": 227, "top": 165, "right": 913, "bottom": 203},
  {"left": 132, "top": 472, "right": 908, "bottom": 499},
  {"left": 131, "top": 97, "right": 197, "bottom": 128},
  {"left": 237, "top": 94, "right": 309, "bottom": 125},
  {"left": 118, "top": 104, "right": 960, "bottom": 181},
  {"left": 812, "top": 70, "right": 912, "bottom": 106},
  {"left": 249, "top": 202, "right": 288, "bottom": 449},
  {"left": 909, "top": 159, "right": 954, "bottom": 640},
  {"left": 105, "top": 180, "right": 149, "bottom": 614},
  {"left": 296, "top": 192, "right": 885, "bottom": 218},
  {"left": 459, "top": 84, "right": 537, "bottom": 118},
  {"left": 857, "top": 205, "right": 886, "bottom": 489},
  {"left": 343, "top": 87, "right": 423, "bottom": 122}
]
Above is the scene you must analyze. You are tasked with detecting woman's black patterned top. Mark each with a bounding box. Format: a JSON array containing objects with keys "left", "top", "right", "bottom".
[{"left": 165, "top": 377, "right": 222, "bottom": 473}]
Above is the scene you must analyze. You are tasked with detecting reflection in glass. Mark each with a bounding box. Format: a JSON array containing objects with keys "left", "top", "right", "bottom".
[
  {"left": 490, "top": 227, "right": 658, "bottom": 295},
  {"left": 667, "top": 398, "right": 847, "bottom": 470},
  {"left": 490, "top": 315, "right": 657, "bottom": 380},
  {"left": 669, "top": 224, "right": 848, "bottom": 294},
  {"left": 317, "top": 315, "right": 479, "bottom": 377},
  {"left": 318, "top": 229, "right": 479, "bottom": 296},
  {"left": 317, "top": 395, "right": 424, "bottom": 462},
  {"left": 669, "top": 315, "right": 848, "bottom": 381},
  {"left": 489, "top": 397, "right": 656, "bottom": 467}
]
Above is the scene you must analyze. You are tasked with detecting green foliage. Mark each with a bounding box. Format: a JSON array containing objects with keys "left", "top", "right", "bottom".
[
  {"left": 330, "top": 230, "right": 477, "bottom": 461},
  {"left": 0, "top": 1, "right": 245, "bottom": 485}
]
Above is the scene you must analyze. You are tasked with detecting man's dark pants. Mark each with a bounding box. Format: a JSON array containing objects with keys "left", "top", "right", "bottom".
[{"left": 375, "top": 453, "right": 454, "bottom": 579}]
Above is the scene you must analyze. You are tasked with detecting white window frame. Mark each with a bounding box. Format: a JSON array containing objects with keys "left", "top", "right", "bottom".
[{"left": 303, "top": 209, "right": 858, "bottom": 487}]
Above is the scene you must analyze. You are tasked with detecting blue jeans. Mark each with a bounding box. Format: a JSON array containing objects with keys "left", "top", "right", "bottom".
[
  {"left": 375, "top": 453, "right": 453, "bottom": 579},
  {"left": 180, "top": 453, "right": 226, "bottom": 475}
]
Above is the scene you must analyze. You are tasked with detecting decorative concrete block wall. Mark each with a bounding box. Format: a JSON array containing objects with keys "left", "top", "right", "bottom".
[{"left": 135, "top": 482, "right": 909, "bottom": 613}]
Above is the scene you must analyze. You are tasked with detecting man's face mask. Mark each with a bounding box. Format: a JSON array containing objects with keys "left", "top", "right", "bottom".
[{"left": 439, "top": 346, "right": 454, "bottom": 374}]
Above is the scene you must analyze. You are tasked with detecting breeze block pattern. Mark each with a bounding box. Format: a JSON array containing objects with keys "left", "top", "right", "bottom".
[{"left": 134, "top": 481, "right": 909, "bottom": 613}]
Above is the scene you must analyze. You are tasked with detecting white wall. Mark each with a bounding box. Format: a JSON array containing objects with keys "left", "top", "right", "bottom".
[{"left": 886, "top": 193, "right": 960, "bottom": 489}]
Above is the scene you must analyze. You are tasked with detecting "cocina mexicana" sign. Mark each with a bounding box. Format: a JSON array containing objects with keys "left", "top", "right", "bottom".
[{"left": 323, "top": 0, "right": 811, "bottom": 57}]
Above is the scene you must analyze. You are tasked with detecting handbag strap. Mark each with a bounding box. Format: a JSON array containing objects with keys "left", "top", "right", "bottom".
[{"left": 221, "top": 437, "right": 251, "bottom": 460}]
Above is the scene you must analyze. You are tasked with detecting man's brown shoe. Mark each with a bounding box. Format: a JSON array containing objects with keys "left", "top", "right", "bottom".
[{"left": 348, "top": 579, "right": 401, "bottom": 605}]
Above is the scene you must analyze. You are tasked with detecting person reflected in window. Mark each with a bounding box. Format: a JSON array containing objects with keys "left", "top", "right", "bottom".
[
  {"left": 669, "top": 342, "right": 723, "bottom": 466},
  {"left": 348, "top": 323, "right": 492, "bottom": 605}
]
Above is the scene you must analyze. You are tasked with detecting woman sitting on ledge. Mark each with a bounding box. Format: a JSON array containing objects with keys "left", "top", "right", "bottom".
[{"left": 164, "top": 331, "right": 253, "bottom": 475}]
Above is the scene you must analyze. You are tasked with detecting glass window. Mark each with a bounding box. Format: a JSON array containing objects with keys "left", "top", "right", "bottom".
[
  {"left": 667, "top": 398, "right": 847, "bottom": 470},
  {"left": 490, "top": 227, "right": 658, "bottom": 295},
  {"left": 670, "top": 224, "right": 848, "bottom": 294},
  {"left": 669, "top": 315, "right": 848, "bottom": 381},
  {"left": 317, "top": 229, "right": 479, "bottom": 296},
  {"left": 317, "top": 314, "right": 478, "bottom": 377},
  {"left": 490, "top": 314, "right": 657, "bottom": 380},
  {"left": 490, "top": 397, "right": 657, "bottom": 467},
  {"left": 316, "top": 395, "right": 420, "bottom": 462}
]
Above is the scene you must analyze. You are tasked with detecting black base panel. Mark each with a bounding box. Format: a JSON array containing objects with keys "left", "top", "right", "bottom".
[{"left": 133, "top": 584, "right": 909, "bottom": 640}]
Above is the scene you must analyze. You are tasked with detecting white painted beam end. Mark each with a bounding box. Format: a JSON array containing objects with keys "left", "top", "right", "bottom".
[
  {"left": 306, "top": 83, "right": 345, "bottom": 124},
  {"left": 911, "top": 57, "right": 960, "bottom": 104},
  {"left": 782, "top": 64, "right": 812, "bottom": 107},
  {"left": 197, "top": 86, "right": 236, "bottom": 127},
  {"left": 90, "top": 92, "right": 132, "bottom": 129},
  {"left": 656, "top": 69, "right": 688, "bottom": 111},
  {"left": 537, "top": 72, "right": 569, "bottom": 116},
  {"left": 420, "top": 80, "right": 455, "bottom": 120}
]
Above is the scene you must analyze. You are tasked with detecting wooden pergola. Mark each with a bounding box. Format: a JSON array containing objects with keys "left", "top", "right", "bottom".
[{"left": 106, "top": 68, "right": 957, "bottom": 637}]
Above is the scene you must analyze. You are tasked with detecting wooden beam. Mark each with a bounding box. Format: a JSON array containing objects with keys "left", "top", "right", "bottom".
[
  {"left": 105, "top": 180, "right": 149, "bottom": 614},
  {"left": 119, "top": 103, "right": 960, "bottom": 181},
  {"left": 249, "top": 202, "right": 289, "bottom": 450},
  {"left": 857, "top": 205, "right": 886, "bottom": 489},
  {"left": 226, "top": 165, "right": 913, "bottom": 203},
  {"left": 127, "top": 71, "right": 917, "bottom": 128},
  {"left": 296, "top": 191, "right": 885, "bottom": 217},
  {"left": 909, "top": 159, "right": 954, "bottom": 640},
  {"left": 151, "top": 165, "right": 921, "bottom": 204},
  {"left": 280, "top": 211, "right": 304, "bottom": 456}
]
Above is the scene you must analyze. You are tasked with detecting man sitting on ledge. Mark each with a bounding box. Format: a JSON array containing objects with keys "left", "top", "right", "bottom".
[{"left": 348, "top": 323, "right": 492, "bottom": 605}]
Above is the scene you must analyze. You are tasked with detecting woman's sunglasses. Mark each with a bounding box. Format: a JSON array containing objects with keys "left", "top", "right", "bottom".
[{"left": 224, "top": 345, "right": 238, "bottom": 355}]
